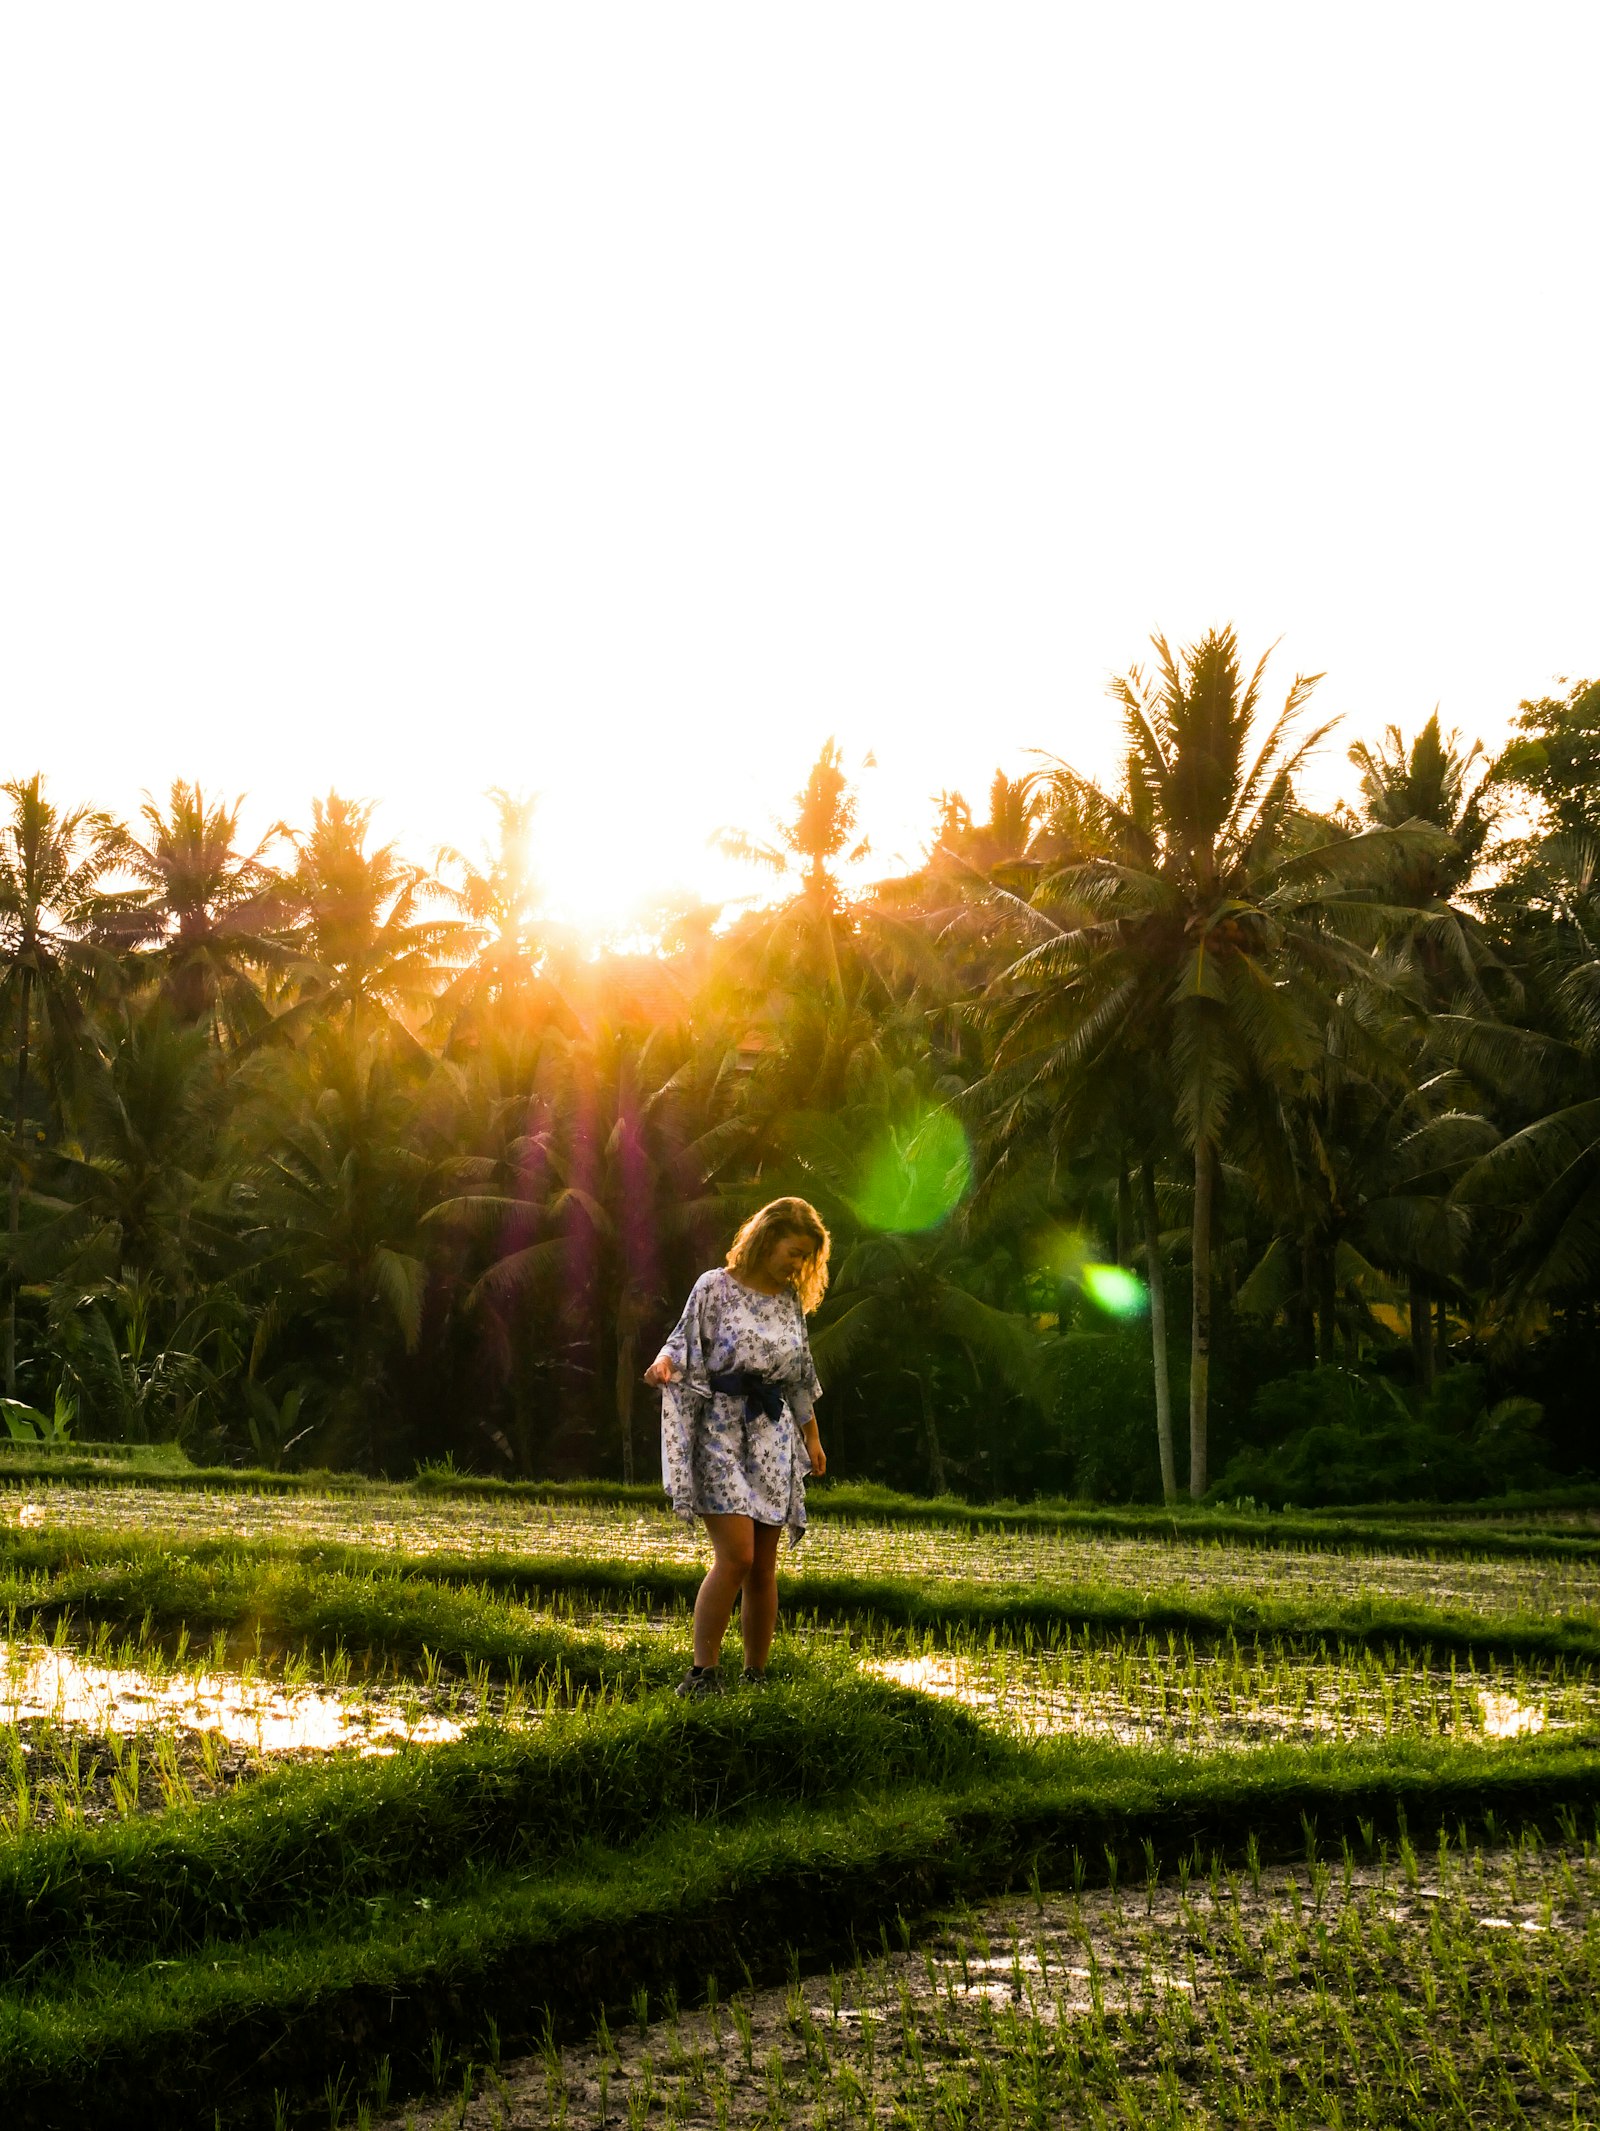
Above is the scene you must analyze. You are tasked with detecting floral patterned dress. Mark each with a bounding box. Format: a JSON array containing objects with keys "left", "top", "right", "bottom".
[{"left": 656, "top": 1268, "right": 822, "bottom": 1544}]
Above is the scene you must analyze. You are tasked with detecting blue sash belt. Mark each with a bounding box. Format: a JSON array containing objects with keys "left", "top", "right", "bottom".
[{"left": 707, "top": 1370, "right": 786, "bottom": 1425}]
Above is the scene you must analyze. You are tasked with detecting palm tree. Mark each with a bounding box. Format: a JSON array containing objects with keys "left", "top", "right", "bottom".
[
  {"left": 1346, "top": 713, "right": 1503, "bottom": 1006},
  {"left": 925, "top": 771, "right": 1044, "bottom": 880},
  {"left": 750, "top": 1050, "right": 1039, "bottom": 1494},
  {"left": 428, "top": 1004, "right": 744, "bottom": 1479},
  {"left": 812, "top": 1221, "right": 1039, "bottom": 1496},
  {"left": 35, "top": 997, "right": 226, "bottom": 1291},
  {"left": 1349, "top": 715, "right": 1497, "bottom": 888},
  {"left": 716, "top": 739, "right": 870, "bottom": 1005},
  {"left": 4, "top": 994, "right": 243, "bottom": 1441},
  {"left": 287, "top": 794, "right": 472, "bottom": 1029},
  {"left": 0, "top": 777, "right": 127, "bottom": 1394},
  {"left": 1234, "top": 989, "right": 1494, "bottom": 1386},
  {"left": 437, "top": 791, "right": 543, "bottom": 1005},
  {"left": 237, "top": 1027, "right": 435, "bottom": 1467},
  {"left": 1454, "top": 840, "right": 1600, "bottom": 1305},
  {"left": 108, "top": 783, "right": 293, "bottom": 1039},
  {"left": 994, "top": 627, "right": 1441, "bottom": 1495},
  {"left": 975, "top": 1021, "right": 1184, "bottom": 1503}
]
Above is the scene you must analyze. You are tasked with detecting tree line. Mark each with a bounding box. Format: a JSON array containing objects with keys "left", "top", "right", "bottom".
[{"left": 3, "top": 629, "right": 1598, "bottom": 1503}]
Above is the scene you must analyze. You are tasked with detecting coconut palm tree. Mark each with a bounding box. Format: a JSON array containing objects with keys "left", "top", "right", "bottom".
[
  {"left": 1234, "top": 991, "right": 1494, "bottom": 1386},
  {"left": 286, "top": 794, "right": 472, "bottom": 1031},
  {"left": 811, "top": 1221, "right": 1040, "bottom": 1496},
  {"left": 7, "top": 996, "right": 244, "bottom": 1439},
  {"left": 975, "top": 1014, "right": 1184, "bottom": 1503},
  {"left": 1349, "top": 714, "right": 1498, "bottom": 888},
  {"left": 1454, "top": 840, "right": 1600, "bottom": 1305},
  {"left": 428, "top": 1007, "right": 744, "bottom": 1480},
  {"left": 716, "top": 738, "right": 871, "bottom": 1005},
  {"left": 237, "top": 1027, "right": 436, "bottom": 1467},
  {"left": 435, "top": 789, "right": 546, "bottom": 1025},
  {"left": 1346, "top": 712, "right": 1503, "bottom": 1008},
  {"left": 34, "top": 998, "right": 227, "bottom": 1291},
  {"left": 106, "top": 783, "right": 293, "bottom": 1040},
  {"left": 749, "top": 1050, "right": 1040, "bottom": 1494},
  {"left": 0, "top": 776, "right": 127, "bottom": 1394},
  {"left": 993, "top": 626, "right": 1443, "bottom": 1495}
]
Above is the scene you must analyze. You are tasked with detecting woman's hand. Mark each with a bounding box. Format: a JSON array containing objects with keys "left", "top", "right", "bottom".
[
  {"left": 643, "top": 1355, "right": 678, "bottom": 1387},
  {"left": 805, "top": 1420, "right": 826, "bottom": 1476}
]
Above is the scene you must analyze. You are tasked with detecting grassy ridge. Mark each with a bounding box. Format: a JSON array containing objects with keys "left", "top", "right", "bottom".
[
  {"left": 7, "top": 1526, "right": 1600, "bottom": 1673},
  {"left": 3, "top": 1546, "right": 675, "bottom": 1691},
  {"left": 3, "top": 1459, "right": 1599, "bottom": 1557},
  {"left": 424, "top": 1554, "right": 1600, "bottom": 1666},
  {"left": 3, "top": 1730, "right": 1598, "bottom": 2129},
  {"left": 0, "top": 1683, "right": 1001, "bottom": 1974}
]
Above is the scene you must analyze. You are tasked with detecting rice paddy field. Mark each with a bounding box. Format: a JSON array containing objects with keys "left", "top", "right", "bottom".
[{"left": 1, "top": 1462, "right": 1598, "bottom": 2128}]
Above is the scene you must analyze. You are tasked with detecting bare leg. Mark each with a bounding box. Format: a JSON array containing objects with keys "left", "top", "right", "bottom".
[
  {"left": 693, "top": 1513, "right": 755, "bottom": 1668},
  {"left": 741, "top": 1522, "right": 784, "bottom": 1673}
]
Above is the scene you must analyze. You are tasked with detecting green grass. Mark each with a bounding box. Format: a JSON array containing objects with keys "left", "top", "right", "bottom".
[
  {"left": 0, "top": 1680, "right": 1002, "bottom": 1975},
  {"left": 4, "top": 1483, "right": 1600, "bottom": 2124},
  {"left": 0, "top": 1543, "right": 679, "bottom": 1693},
  {"left": 3, "top": 1460, "right": 1598, "bottom": 1555},
  {"left": 8, "top": 1522, "right": 1600, "bottom": 1680},
  {"left": 2, "top": 1730, "right": 1598, "bottom": 2127}
]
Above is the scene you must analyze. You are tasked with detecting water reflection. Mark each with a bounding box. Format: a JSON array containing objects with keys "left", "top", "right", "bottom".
[
  {"left": 865, "top": 1652, "right": 1565, "bottom": 1749},
  {"left": 0, "top": 1642, "right": 464, "bottom": 1756},
  {"left": 1478, "top": 1689, "right": 1546, "bottom": 1739}
]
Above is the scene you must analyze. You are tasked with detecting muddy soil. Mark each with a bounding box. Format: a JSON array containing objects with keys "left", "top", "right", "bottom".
[
  {"left": 0, "top": 1718, "right": 270, "bottom": 1828},
  {"left": 375, "top": 1842, "right": 1600, "bottom": 2130}
]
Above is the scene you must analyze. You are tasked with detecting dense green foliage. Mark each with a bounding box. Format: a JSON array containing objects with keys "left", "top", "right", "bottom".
[{"left": 2, "top": 635, "right": 1597, "bottom": 1504}]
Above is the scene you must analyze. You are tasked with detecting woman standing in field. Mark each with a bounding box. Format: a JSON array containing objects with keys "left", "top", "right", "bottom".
[{"left": 644, "top": 1197, "right": 829, "bottom": 1696}]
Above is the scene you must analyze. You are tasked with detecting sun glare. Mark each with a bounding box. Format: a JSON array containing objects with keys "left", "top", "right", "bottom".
[{"left": 531, "top": 815, "right": 756, "bottom": 950}]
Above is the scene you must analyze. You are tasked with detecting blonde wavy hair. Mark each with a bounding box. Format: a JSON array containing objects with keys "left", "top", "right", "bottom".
[{"left": 726, "top": 1196, "right": 831, "bottom": 1315}]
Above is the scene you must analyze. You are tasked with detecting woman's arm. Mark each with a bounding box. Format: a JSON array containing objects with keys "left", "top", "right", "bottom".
[
  {"left": 644, "top": 1273, "right": 713, "bottom": 1388},
  {"left": 790, "top": 1350, "right": 825, "bottom": 1477},
  {"left": 802, "top": 1411, "right": 826, "bottom": 1476}
]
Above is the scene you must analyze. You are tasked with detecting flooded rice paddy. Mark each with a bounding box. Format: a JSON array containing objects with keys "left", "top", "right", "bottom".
[
  {"left": 0, "top": 1638, "right": 465, "bottom": 1756},
  {"left": 2, "top": 1483, "right": 1594, "bottom": 1833},
  {"left": 378, "top": 1831, "right": 1600, "bottom": 2130},
  {"left": 0, "top": 1629, "right": 482, "bottom": 1829},
  {"left": 861, "top": 1644, "right": 1589, "bottom": 1747},
  {"left": 9, "top": 1483, "right": 1600, "bottom": 1622},
  {"left": 2, "top": 1596, "right": 1593, "bottom": 1798}
]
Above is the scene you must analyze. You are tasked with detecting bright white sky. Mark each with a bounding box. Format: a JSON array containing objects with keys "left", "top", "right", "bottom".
[{"left": 2, "top": 6, "right": 1596, "bottom": 934}]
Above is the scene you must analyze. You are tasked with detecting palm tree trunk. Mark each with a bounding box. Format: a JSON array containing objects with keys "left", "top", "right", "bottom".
[
  {"left": 1141, "top": 1161, "right": 1177, "bottom": 1507},
  {"left": 615, "top": 1317, "right": 637, "bottom": 1485},
  {"left": 7, "top": 964, "right": 33, "bottom": 1401},
  {"left": 908, "top": 1368, "right": 948, "bottom": 1495},
  {"left": 1317, "top": 1248, "right": 1337, "bottom": 1366},
  {"left": 1115, "top": 1165, "right": 1132, "bottom": 1268},
  {"left": 1189, "top": 1137, "right": 1213, "bottom": 1500},
  {"left": 1409, "top": 1279, "right": 1433, "bottom": 1393},
  {"left": 1295, "top": 1240, "right": 1317, "bottom": 1368}
]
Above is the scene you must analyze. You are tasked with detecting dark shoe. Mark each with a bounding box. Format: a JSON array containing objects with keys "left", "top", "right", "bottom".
[
  {"left": 740, "top": 1668, "right": 770, "bottom": 1689},
  {"left": 674, "top": 1666, "right": 724, "bottom": 1699}
]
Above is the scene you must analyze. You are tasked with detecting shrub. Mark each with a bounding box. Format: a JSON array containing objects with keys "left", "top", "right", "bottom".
[{"left": 1209, "top": 1366, "right": 1550, "bottom": 1507}]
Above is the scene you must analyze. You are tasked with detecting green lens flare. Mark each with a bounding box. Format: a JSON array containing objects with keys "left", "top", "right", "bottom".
[
  {"left": 852, "top": 1108, "right": 971, "bottom": 1233},
  {"left": 1081, "top": 1263, "right": 1148, "bottom": 1317}
]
